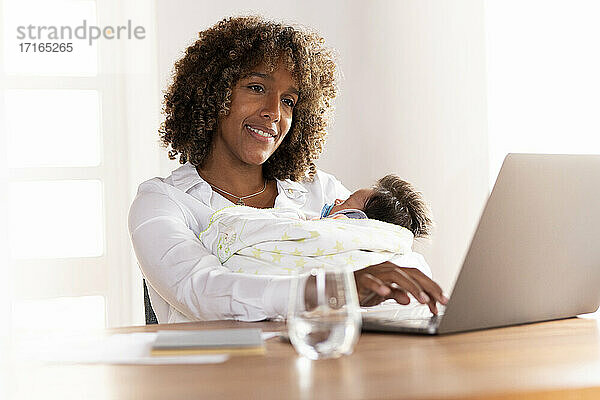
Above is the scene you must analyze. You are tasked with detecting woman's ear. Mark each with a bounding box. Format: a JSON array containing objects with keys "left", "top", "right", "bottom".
[{"left": 334, "top": 199, "right": 343, "bottom": 205}]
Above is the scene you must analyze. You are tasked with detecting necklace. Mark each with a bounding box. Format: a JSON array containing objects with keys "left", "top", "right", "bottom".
[{"left": 210, "top": 180, "right": 268, "bottom": 206}]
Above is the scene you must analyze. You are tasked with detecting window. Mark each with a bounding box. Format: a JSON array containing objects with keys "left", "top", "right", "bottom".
[{"left": 2, "top": 0, "right": 160, "bottom": 332}]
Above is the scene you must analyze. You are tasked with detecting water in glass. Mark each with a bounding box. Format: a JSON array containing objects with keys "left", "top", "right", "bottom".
[{"left": 287, "top": 266, "right": 361, "bottom": 360}]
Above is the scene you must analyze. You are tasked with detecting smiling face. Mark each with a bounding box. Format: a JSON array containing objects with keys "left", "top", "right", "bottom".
[
  {"left": 212, "top": 63, "right": 300, "bottom": 168},
  {"left": 329, "top": 188, "right": 374, "bottom": 215}
]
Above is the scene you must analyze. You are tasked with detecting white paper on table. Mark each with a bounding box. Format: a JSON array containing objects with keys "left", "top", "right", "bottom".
[
  {"left": 261, "top": 331, "right": 280, "bottom": 341},
  {"left": 17, "top": 332, "right": 229, "bottom": 365}
]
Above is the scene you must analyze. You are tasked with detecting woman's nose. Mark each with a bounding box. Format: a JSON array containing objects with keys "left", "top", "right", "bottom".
[{"left": 261, "top": 94, "right": 281, "bottom": 122}]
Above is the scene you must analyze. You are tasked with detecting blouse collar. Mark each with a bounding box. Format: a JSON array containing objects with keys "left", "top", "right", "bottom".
[{"left": 171, "top": 162, "right": 308, "bottom": 203}]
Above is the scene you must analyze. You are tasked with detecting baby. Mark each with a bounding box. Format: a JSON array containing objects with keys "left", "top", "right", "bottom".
[
  {"left": 199, "top": 174, "right": 433, "bottom": 277},
  {"left": 320, "top": 174, "right": 433, "bottom": 238}
]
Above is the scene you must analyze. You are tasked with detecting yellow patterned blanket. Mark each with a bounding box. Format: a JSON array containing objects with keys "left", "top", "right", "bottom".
[{"left": 199, "top": 205, "right": 414, "bottom": 275}]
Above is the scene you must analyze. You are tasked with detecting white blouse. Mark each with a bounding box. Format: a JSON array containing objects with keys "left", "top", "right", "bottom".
[{"left": 128, "top": 162, "right": 430, "bottom": 323}]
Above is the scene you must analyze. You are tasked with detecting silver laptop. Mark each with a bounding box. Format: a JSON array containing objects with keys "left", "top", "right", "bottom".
[{"left": 362, "top": 153, "right": 600, "bottom": 334}]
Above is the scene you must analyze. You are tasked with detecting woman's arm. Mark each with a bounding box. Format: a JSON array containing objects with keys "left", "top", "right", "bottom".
[
  {"left": 354, "top": 262, "right": 448, "bottom": 314},
  {"left": 128, "top": 188, "right": 294, "bottom": 322}
]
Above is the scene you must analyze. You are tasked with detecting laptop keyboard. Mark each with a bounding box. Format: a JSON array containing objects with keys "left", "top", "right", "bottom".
[{"left": 361, "top": 301, "right": 445, "bottom": 334}]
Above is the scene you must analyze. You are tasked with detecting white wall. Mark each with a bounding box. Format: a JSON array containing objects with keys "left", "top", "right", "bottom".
[
  {"left": 155, "top": 0, "right": 488, "bottom": 292},
  {"left": 486, "top": 0, "right": 600, "bottom": 184}
]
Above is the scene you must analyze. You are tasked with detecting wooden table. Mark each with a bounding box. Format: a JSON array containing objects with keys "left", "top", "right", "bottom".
[{"left": 7, "top": 316, "right": 600, "bottom": 399}]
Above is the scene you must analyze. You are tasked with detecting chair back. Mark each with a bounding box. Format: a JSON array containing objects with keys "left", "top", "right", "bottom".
[{"left": 143, "top": 279, "right": 158, "bottom": 324}]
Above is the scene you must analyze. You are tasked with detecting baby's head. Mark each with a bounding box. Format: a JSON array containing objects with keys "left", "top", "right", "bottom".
[{"left": 329, "top": 175, "right": 433, "bottom": 237}]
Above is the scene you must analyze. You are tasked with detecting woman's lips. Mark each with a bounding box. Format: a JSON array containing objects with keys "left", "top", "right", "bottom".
[{"left": 245, "top": 125, "right": 276, "bottom": 142}]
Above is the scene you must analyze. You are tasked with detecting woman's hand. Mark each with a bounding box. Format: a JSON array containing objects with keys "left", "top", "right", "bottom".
[{"left": 354, "top": 262, "right": 448, "bottom": 315}]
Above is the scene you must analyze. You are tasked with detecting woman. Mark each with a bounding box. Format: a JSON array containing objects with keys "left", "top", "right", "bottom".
[{"left": 128, "top": 16, "right": 447, "bottom": 323}]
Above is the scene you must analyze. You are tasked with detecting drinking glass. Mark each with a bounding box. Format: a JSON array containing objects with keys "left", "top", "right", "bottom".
[{"left": 287, "top": 265, "right": 362, "bottom": 360}]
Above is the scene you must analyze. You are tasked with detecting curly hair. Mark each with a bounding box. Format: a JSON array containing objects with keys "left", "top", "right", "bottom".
[
  {"left": 364, "top": 175, "right": 434, "bottom": 238},
  {"left": 159, "top": 15, "right": 340, "bottom": 181}
]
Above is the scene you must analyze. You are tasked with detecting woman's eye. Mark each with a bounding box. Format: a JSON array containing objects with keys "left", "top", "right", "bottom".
[
  {"left": 247, "top": 84, "right": 264, "bottom": 93},
  {"left": 282, "top": 98, "right": 295, "bottom": 108}
]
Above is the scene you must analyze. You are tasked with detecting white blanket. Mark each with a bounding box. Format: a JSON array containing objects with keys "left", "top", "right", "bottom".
[{"left": 199, "top": 206, "right": 414, "bottom": 275}]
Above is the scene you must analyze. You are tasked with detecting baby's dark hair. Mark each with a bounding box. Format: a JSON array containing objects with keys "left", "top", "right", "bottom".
[{"left": 363, "top": 175, "right": 433, "bottom": 238}]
